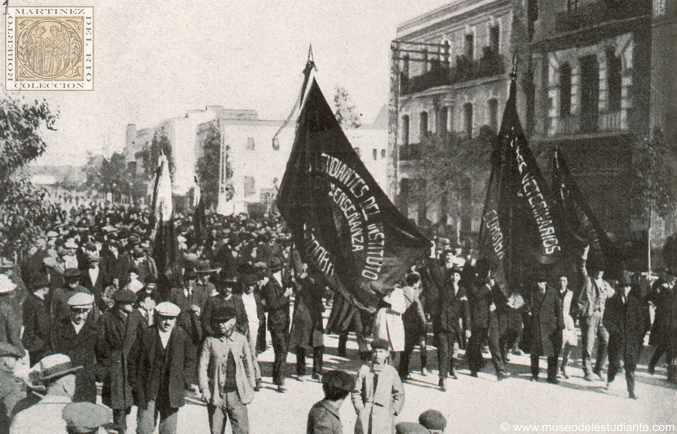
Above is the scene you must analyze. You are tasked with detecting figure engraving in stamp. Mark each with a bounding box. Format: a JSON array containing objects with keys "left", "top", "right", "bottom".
[
  {"left": 16, "top": 17, "right": 84, "bottom": 81},
  {"left": 5, "top": 7, "right": 94, "bottom": 91}
]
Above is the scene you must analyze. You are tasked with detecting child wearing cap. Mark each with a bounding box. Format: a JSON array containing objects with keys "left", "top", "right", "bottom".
[
  {"left": 307, "top": 370, "right": 355, "bottom": 434},
  {"left": 351, "top": 338, "right": 405, "bottom": 434}
]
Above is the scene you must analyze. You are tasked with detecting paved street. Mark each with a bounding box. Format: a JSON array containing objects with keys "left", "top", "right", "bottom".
[{"left": 116, "top": 331, "right": 677, "bottom": 433}]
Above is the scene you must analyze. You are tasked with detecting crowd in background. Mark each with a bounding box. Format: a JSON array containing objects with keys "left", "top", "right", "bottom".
[{"left": 0, "top": 203, "right": 674, "bottom": 433}]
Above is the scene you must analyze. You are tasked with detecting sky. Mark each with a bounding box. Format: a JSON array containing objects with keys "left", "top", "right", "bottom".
[{"left": 2, "top": 0, "right": 453, "bottom": 166}]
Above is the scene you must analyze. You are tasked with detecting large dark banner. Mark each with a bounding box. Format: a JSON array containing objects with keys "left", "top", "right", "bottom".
[
  {"left": 552, "top": 147, "right": 621, "bottom": 278},
  {"left": 278, "top": 79, "right": 430, "bottom": 313},
  {"left": 150, "top": 155, "right": 176, "bottom": 278},
  {"left": 479, "top": 77, "right": 563, "bottom": 295}
]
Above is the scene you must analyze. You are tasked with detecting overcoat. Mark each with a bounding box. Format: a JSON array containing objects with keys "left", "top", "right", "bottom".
[
  {"left": 22, "top": 293, "right": 52, "bottom": 366},
  {"left": 53, "top": 317, "right": 99, "bottom": 403},
  {"left": 527, "top": 285, "right": 563, "bottom": 357},
  {"left": 290, "top": 277, "right": 325, "bottom": 351},
  {"left": 96, "top": 308, "right": 146, "bottom": 409},
  {"left": 603, "top": 289, "right": 651, "bottom": 369},
  {"left": 351, "top": 363, "right": 404, "bottom": 434},
  {"left": 128, "top": 325, "right": 195, "bottom": 409}
]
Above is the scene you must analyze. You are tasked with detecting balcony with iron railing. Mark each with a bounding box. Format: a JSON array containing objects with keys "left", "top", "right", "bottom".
[
  {"left": 555, "top": 0, "right": 651, "bottom": 33},
  {"left": 401, "top": 48, "right": 505, "bottom": 96},
  {"left": 553, "top": 111, "right": 624, "bottom": 135}
]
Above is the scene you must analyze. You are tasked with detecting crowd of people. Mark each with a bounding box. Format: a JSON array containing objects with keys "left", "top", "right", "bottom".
[{"left": 0, "top": 202, "right": 674, "bottom": 433}]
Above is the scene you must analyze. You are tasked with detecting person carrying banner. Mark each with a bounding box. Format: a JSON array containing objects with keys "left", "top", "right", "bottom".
[
  {"left": 261, "top": 258, "right": 292, "bottom": 392},
  {"left": 398, "top": 273, "right": 427, "bottom": 380},
  {"left": 290, "top": 268, "right": 325, "bottom": 382},
  {"left": 527, "top": 269, "right": 564, "bottom": 383},
  {"left": 577, "top": 245, "right": 614, "bottom": 381}
]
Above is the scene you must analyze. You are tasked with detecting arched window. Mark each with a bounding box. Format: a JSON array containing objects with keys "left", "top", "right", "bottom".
[
  {"left": 606, "top": 48, "right": 622, "bottom": 112},
  {"left": 438, "top": 107, "right": 448, "bottom": 134},
  {"left": 560, "top": 62, "right": 572, "bottom": 117},
  {"left": 490, "top": 25, "right": 500, "bottom": 53},
  {"left": 465, "top": 33, "right": 474, "bottom": 59},
  {"left": 463, "top": 103, "right": 473, "bottom": 137},
  {"left": 580, "top": 55, "right": 599, "bottom": 133},
  {"left": 401, "top": 115, "right": 410, "bottom": 145},
  {"left": 419, "top": 111, "right": 429, "bottom": 140}
]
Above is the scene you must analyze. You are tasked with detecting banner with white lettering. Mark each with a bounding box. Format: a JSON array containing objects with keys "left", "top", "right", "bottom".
[
  {"left": 278, "top": 79, "right": 430, "bottom": 312},
  {"left": 479, "top": 77, "right": 563, "bottom": 296}
]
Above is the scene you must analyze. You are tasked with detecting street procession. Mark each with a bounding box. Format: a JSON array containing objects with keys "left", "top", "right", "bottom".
[{"left": 1, "top": 1, "right": 677, "bottom": 433}]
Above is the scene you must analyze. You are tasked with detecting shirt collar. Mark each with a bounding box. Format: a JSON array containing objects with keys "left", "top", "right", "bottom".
[{"left": 318, "top": 400, "right": 342, "bottom": 419}]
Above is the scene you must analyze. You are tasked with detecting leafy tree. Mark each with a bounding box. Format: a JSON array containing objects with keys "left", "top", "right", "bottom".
[
  {"left": 632, "top": 128, "right": 677, "bottom": 223},
  {"left": 83, "top": 152, "right": 138, "bottom": 203},
  {"left": 137, "top": 132, "right": 174, "bottom": 180},
  {"left": 333, "top": 86, "right": 362, "bottom": 129},
  {"left": 0, "top": 96, "right": 58, "bottom": 257},
  {"left": 410, "top": 126, "right": 495, "bottom": 235},
  {"left": 196, "top": 123, "right": 225, "bottom": 209}
]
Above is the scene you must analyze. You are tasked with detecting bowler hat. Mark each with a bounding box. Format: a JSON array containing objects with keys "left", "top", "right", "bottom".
[
  {"left": 30, "top": 274, "right": 51, "bottom": 292},
  {"left": 212, "top": 306, "right": 237, "bottom": 322},
  {"left": 241, "top": 273, "right": 259, "bottom": 286}
]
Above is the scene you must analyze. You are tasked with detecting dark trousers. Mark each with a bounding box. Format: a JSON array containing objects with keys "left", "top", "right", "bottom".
[
  {"left": 270, "top": 328, "right": 288, "bottom": 385},
  {"left": 500, "top": 327, "right": 521, "bottom": 364},
  {"left": 398, "top": 329, "right": 427, "bottom": 378},
  {"left": 113, "top": 407, "right": 131, "bottom": 434},
  {"left": 531, "top": 354, "right": 558, "bottom": 380},
  {"left": 607, "top": 338, "right": 636, "bottom": 395},
  {"left": 436, "top": 331, "right": 457, "bottom": 379},
  {"left": 580, "top": 313, "right": 609, "bottom": 375},
  {"left": 295, "top": 346, "right": 323, "bottom": 376},
  {"left": 649, "top": 342, "right": 668, "bottom": 370},
  {"left": 338, "top": 331, "right": 370, "bottom": 360},
  {"left": 469, "top": 327, "right": 505, "bottom": 375}
]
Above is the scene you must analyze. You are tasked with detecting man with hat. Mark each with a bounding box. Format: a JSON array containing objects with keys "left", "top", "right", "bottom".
[
  {"left": 261, "top": 258, "right": 293, "bottom": 392},
  {"left": 395, "top": 422, "right": 429, "bottom": 434},
  {"left": 22, "top": 274, "right": 53, "bottom": 366},
  {"left": 96, "top": 289, "right": 145, "bottom": 434},
  {"left": 0, "top": 343, "right": 26, "bottom": 434},
  {"left": 10, "top": 353, "right": 82, "bottom": 434},
  {"left": 0, "top": 275, "right": 24, "bottom": 359},
  {"left": 199, "top": 306, "right": 255, "bottom": 434},
  {"left": 351, "top": 338, "right": 405, "bottom": 434},
  {"left": 646, "top": 268, "right": 675, "bottom": 378},
  {"left": 62, "top": 402, "right": 114, "bottom": 434},
  {"left": 239, "top": 271, "right": 265, "bottom": 390},
  {"left": 603, "top": 274, "right": 650, "bottom": 399},
  {"left": 51, "top": 269, "right": 93, "bottom": 325},
  {"left": 307, "top": 370, "right": 355, "bottom": 434},
  {"left": 202, "top": 276, "right": 248, "bottom": 339},
  {"left": 129, "top": 301, "right": 195, "bottom": 434},
  {"left": 527, "top": 268, "right": 563, "bottom": 383},
  {"left": 196, "top": 261, "right": 218, "bottom": 298},
  {"left": 433, "top": 263, "right": 470, "bottom": 390},
  {"left": 418, "top": 409, "right": 447, "bottom": 433},
  {"left": 81, "top": 251, "right": 108, "bottom": 313},
  {"left": 576, "top": 245, "right": 614, "bottom": 381},
  {"left": 53, "top": 292, "right": 99, "bottom": 403}
]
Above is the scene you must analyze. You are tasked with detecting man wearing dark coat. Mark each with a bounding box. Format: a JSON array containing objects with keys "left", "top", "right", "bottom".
[
  {"left": 527, "top": 272, "right": 563, "bottom": 383},
  {"left": 51, "top": 269, "right": 93, "bottom": 326},
  {"left": 0, "top": 275, "right": 24, "bottom": 359},
  {"left": 96, "top": 289, "right": 145, "bottom": 434},
  {"left": 0, "top": 343, "right": 26, "bottom": 434},
  {"left": 53, "top": 292, "right": 99, "bottom": 403},
  {"left": 646, "top": 272, "right": 675, "bottom": 376},
  {"left": 129, "top": 302, "right": 196, "bottom": 434},
  {"left": 433, "top": 264, "right": 470, "bottom": 390},
  {"left": 398, "top": 273, "right": 428, "bottom": 380},
  {"left": 261, "top": 259, "right": 292, "bottom": 392},
  {"left": 306, "top": 370, "right": 355, "bottom": 434},
  {"left": 290, "top": 272, "right": 325, "bottom": 381},
  {"left": 603, "top": 276, "right": 651, "bottom": 399},
  {"left": 80, "top": 253, "right": 109, "bottom": 313},
  {"left": 22, "top": 274, "right": 53, "bottom": 366},
  {"left": 202, "top": 277, "right": 248, "bottom": 338}
]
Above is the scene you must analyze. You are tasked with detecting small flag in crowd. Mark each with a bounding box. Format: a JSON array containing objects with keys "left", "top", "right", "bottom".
[
  {"left": 278, "top": 75, "right": 430, "bottom": 313},
  {"left": 193, "top": 176, "right": 207, "bottom": 243},
  {"left": 479, "top": 74, "right": 563, "bottom": 296},
  {"left": 151, "top": 155, "right": 176, "bottom": 277}
]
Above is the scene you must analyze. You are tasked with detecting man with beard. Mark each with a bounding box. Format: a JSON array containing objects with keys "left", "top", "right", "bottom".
[
  {"left": 130, "top": 302, "right": 195, "bottom": 434},
  {"left": 53, "top": 292, "right": 99, "bottom": 403}
]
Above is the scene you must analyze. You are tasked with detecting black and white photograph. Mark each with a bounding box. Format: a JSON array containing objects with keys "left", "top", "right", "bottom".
[{"left": 0, "top": 0, "right": 676, "bottom": 433}]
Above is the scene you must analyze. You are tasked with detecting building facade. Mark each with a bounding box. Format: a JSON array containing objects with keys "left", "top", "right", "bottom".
[{"left": 391, "top": 0, "right": 527, "bottom": 236}]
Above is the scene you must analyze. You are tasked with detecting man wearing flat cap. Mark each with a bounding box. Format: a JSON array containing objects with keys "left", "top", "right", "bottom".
[
  {"left": 22, "top": 274, "right": 53, "bottom": 366},
  {"left": 0, "top": 343, "right": 26, "bottom": 434},
  {"left": 53, "top": 292, "right": 99, "bottom": 403},
  {"left": 395, "top": 422, "right": 429, "bottom": 434},
  {"left": 51, "top": 269, "right": 94, "bottom": 326},
  {"left": 202, "top": 276, "right": 249, "bottom": 339},
  {"left": 96, "top": 289, "right": 145, "bottom": 434},
  {"left": 10, "top": 353, "right": 82, "bottom": 434},
  {"left": 307, "top": 370, "right": 355, "bottom": 434},
  {"left": 199, "top": 306, "right": 255, "bottom": 434},
  {"left": 419, "top": 409, "right": 447, "bottom": 433},
  {"left": 129, "top": 302, "right": 195, "bottom": 434},
  {"left": 62, "top": 402, "right": 114, "bottom": 434},
  {"left": 352, "top": 338, "right": 405, "bottom": 434}
]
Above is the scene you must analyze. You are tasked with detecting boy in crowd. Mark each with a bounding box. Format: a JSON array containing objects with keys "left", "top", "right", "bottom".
[{"left": 307, "top": 370, "right": 355, "bottom": 434}]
